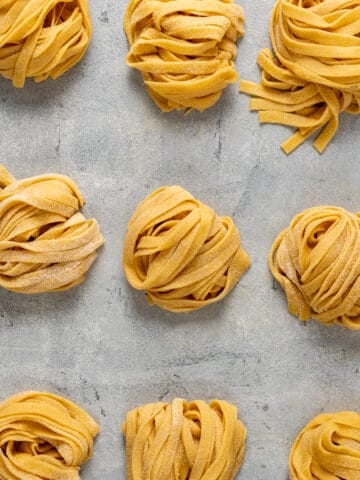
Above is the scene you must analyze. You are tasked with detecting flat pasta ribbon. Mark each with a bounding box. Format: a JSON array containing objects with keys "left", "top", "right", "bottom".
[
  {"left": 269, "top": 205, "right": 360, "bottom": 330},
  {"left": 123, "top": 185, "right": 250, "bottom": 312},
  {"left": 122, "top": 398, "right": 247, "bottom": 480},
  {"left": 240, "top": 0, "right": 360, "bottom": 154},
  {"left": 124, "top": 0, "right": 244, "bottom": 112},
  {"left": 0, "top": 391, "right": 99, "bottom": 480},
  {"left": 0, "top": 0, "right": 92, "bottom": 87},
  {"left": 290, "top": 411, "right": 360, "bottom": 480},
  {"left": 0, "top": 165, "right": 104, "bottom": 294}
]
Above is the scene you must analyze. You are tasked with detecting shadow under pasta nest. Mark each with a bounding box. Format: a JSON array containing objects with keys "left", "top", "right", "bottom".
[
  {"left": 292, "top": 315, "right": 360, "bottom": 353},
  {"left": 0, "top": 63, "right": 91, "bottom": 110},
  {"left": 0, "top": 282, "right": 93, "bottom": 327},
  {"left": 123, "top": 279, "right": 241, "bottom": 328}
]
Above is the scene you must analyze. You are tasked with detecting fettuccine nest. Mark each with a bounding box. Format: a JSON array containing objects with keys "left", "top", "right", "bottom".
[
  {"left": 269, "top": 206, "right": 360, "bottom": 330},
  {"left": 290, "top": 411, "right": 360, "bottom": 479},
  {"left": 0, "top": 0, "right": 92, "bottom": 87},
  {"left": 0, "top": 391, "right": 99, "bottom": 480},
  {"left": 124, "top": 0, "right": 244, "bottom": 112},
  {"left": 123, "top": 186, "right": 250, "bottom": 312},
  {"left": 0, "top": 165, "right": 104, "bottom": 294},
  {"left": 122, "top": 398, "right": 247, "bottom": 480},
  {"left": 240, "top": 0, "right": 360, "bottom": 153}
]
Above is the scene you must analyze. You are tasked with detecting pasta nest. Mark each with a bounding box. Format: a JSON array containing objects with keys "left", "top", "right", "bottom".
[
  {"left": 240, "top": 0, "right": 360, "bottom": 153},
  {"left": 0, "top": 391, "right": 99, "bottom": 480},
  {"left": 0, "top": 0, "right": 92, "bottom": 88},
  {"left": 123, "top": 0, "right": 244, "bottom": 112},
  {"left": 123, "top": 186, "right": 250, "bottom": 312},
  {"left": 269, "top": 206, "right": 360, "bottom": 330},
  {"left": 0, "top": 165, "right": 104, "bottom": 294},
  {"left": 122, "top": 398, "right": 247, "bottom": 480},
  {"left": 290, "top": 411, "right": 360, "bottom": 480}
]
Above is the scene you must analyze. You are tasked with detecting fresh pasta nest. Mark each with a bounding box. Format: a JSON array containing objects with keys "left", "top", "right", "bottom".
[
  {"left": 290, "top": 411, "right": 360, "bottom": 480},
  {"left": 123, "top": 186, "right": 250, "bottom": 312},
  {"left": 0, "top": 165, "right": 104, "bottom": 293},
  {"left": 269, "top": 206, "right": 360, "bottom": 330},
  {"left": 124, "top": 0, "right": 244, "bottom": 112},
  {"left": 240, "top": 0, "right": 360, "bottom": 153},
  {"left": 122, "top": 398, "right": 247, "bottom": 480},
  {"left": 0, "top": 0, "right": 92, "bottom": 88},
  {"left": 0, "top": 391, "right": 99, "bottom": 479}
]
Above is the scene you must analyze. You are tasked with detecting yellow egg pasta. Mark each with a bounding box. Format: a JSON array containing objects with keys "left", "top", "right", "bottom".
[
  {"left": 122, "top": 398, "right": 247, "bottom": 480},
  {"left": 0, "top": 0, "right": 92, "bottom": 87},
  {"left": 0, "top": 391, "right": 99, "bottom": 480},
  {"left": 269, "top": 205, "right": 360, "bottom": 330},
  {"left": 0, "top": 165, "right": 104, "bottom": 294},
  {"left": 240, "top": 0, "right": 360, "bottom": 154},
  {"left": 123, "top": 185, "right": 250, "bottom": 312},
  {"left": 290, "top": 411, "right": 360, "bottom": 480},
  {"left": 124, "top": 0, "right": 244, "bottom": 112}
]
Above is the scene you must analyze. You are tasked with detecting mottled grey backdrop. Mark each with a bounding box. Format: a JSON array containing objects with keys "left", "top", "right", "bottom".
[{"left": 0, "top": 0, "right": 359, "bottom": 478}]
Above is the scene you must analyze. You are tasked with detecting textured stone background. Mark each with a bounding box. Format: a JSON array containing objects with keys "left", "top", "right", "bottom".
[{"left": 0, "top": 0, "right": 359, "bottom": 478}]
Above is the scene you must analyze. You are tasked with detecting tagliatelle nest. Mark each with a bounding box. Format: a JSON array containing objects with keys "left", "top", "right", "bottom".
[
  {"left": 122, "top": 398, "right": 247, "bottom": 480},
  {"left": 0, "top": 0, "right": 92, "bottom": 87},
  {"left": 289, "top": 411, "right": 360, "bottom": 480},
  {"left": 269, "top": 206, "right": 360, "bottom": 330},
  {"left": 240, "top": 0, "right": 360, "bottom": 154},
  {"left": 0, "top": 165, "right": 104, "bottom": 294},
  {"left": 0, "top": 391, "right": 99, "bottom": 480},
  {"left": 124, "top": 0, "right": 244, "bottom": 112},
  {"left": 123, "top": 185, "right": 250, "bottom": 312}
]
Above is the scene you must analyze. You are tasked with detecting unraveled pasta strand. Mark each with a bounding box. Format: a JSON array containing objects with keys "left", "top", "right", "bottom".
[
  {"left": 0, "top": 0, "right": 92, "bottom": 87},
  {"left": 123, "top": 186, "right": 250, "bottom": 312},
  {"left": 289, "top": 411, "right": 360, "bottom": 480},
  {"left": 269, "top": 205, "right": 360, "bottom": 330},
  {"left": 124, "top": 0, "right": 244, "bottom": 112},
  {"left": 122, "top": 398, "right": 247, "bottom": 480},
  {"left": 0, "top": 165, "right": 104, "bottom": 293},
  {"left": 240, "top": 0, "right": 360, "bottom": 153}
]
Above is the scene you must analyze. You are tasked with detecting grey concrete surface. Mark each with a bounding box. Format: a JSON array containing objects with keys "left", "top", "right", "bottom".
[{"left": 0, "top": 0, "right": 359, "bottom": 478}]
